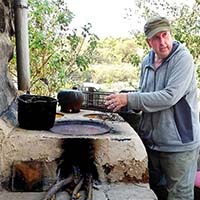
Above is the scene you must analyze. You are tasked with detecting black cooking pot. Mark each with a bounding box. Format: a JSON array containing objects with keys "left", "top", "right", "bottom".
[
  {"left": 18, "top": 94, "right": 57, "bottom": 130},
  {"left": 57, "top": 89, "right": 84, "bottom": 113}
]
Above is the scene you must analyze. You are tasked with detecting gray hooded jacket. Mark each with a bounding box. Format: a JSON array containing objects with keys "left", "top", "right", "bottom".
[{"left": 127, "top": 41, "right": 200, "bottom": 152}]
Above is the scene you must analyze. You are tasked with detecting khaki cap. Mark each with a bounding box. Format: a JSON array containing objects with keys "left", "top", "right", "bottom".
[{"left": 144, "top": 16, "right": 170, "bottom": 38}]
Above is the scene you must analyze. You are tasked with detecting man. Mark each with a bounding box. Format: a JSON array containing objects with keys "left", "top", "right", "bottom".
[{"left": 105, "top": 16, "right": 200, "bottom": 200}]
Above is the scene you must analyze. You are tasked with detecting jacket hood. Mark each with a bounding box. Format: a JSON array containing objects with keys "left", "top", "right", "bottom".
[{"left": 145, "top": 41, "right": 188, "bottom": 66}]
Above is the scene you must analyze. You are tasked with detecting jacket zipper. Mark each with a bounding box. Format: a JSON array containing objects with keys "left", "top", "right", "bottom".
[{"left": 150, "top": 69, "right": 157, "bottom": 147}]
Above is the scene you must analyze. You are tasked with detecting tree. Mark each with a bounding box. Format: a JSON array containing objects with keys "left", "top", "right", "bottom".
[
  {"left": 93, "top": 37, "right": 144, "bottom": 65},
  {"left": 9, "top": 0, "right": 99, "bottom": 96},
  {"left": 170, "top": 2, "right": 200, "bottom": 86}
]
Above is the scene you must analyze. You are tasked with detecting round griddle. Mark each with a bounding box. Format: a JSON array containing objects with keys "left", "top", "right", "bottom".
[{"left": 50, "top": 120, "right": 111, "bottom": 136}]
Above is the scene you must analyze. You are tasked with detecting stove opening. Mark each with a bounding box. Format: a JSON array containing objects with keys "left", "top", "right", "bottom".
[{"left": 44, "top": 139, "right": 98, "bottom": 200}]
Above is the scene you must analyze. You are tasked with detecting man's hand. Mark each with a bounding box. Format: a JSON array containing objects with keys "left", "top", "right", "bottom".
[{"left": 104, "top": 93, "right": 128, "bottom": 112}]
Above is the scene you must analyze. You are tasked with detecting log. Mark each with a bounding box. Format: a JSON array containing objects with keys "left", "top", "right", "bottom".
[
  {"left": 86, "top": 174, "right": 93, "bottom": 200},
  {"left": 43, "top": 174, "right": 73, "bottom": 200},
  {"left": 71, "top": 177, "right": 84, "bottom": 200}
]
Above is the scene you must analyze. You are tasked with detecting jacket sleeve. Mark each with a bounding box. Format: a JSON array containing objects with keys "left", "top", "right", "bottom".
[{"left": 127, "top": 50, "right": 196, "bottom": 112}]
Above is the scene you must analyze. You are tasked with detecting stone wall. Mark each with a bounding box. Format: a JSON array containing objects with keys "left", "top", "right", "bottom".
[
  {"left": 0, "top": 0, "right": 17, "bottom": 116},
  {"left": 0, "top": 0, "right": 18, "bottom": 189}
]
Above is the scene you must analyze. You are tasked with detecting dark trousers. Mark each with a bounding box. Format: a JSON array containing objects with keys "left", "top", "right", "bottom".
[
  {"left": 146, "top": 148, "right": 168, "bottom": 200},
  {"left": 146, "top": 147, "right": 199, "bottom": 200}
]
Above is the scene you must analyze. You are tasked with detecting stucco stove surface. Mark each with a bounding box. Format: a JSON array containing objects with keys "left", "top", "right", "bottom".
[
  {"left": 0, "top": 183, "right": 157, "bottom": 200},
  {"left": 13, "top": 109, "right": 142, "bottom": 140},
  {"left": 0, "top": 109, "right": 148, "bottom": 185}
]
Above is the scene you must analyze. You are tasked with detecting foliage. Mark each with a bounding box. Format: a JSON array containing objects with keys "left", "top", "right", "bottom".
[
  {"left": 93, "top": 37, "right": 142, "bottom": 65},
  {"left": 77, "top": 36, "right": 146, "bottom": 89},
  {"left": 9, "top": 0, "right": 99, "bottom": 96},
  {"left": 170, "top": 2, "right": 200, "bottom": 85},
  {"left": 80, "top": 64, "right": 139, "bottom": 91}
]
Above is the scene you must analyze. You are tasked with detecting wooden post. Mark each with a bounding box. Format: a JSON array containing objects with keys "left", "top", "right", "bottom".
[{"left": 14, "top": 0, "right": 30, "bottom": 92}]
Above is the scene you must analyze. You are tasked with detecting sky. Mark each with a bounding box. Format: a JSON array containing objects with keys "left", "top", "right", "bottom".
[
  {"left": 66, "top": 0, "right": 137, "bottom": 38},
  {"left": 66, "top": 0, "right": 195, "bottom": 38}
]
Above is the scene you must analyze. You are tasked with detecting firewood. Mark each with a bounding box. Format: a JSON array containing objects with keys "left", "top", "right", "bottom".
[
  {"left": 71, "top": 177, "right": 84, "bottom": 200},
  {"left": 86, "top": 174, "right": 93, "bottom": 200},
  {"left": 43, "top": 174, "right": 73, "bottom": 200}
]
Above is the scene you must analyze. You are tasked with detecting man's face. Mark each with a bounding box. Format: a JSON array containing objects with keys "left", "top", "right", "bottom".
[{"left": 147, "top": 31, "right": 173, "bottom": 59}]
